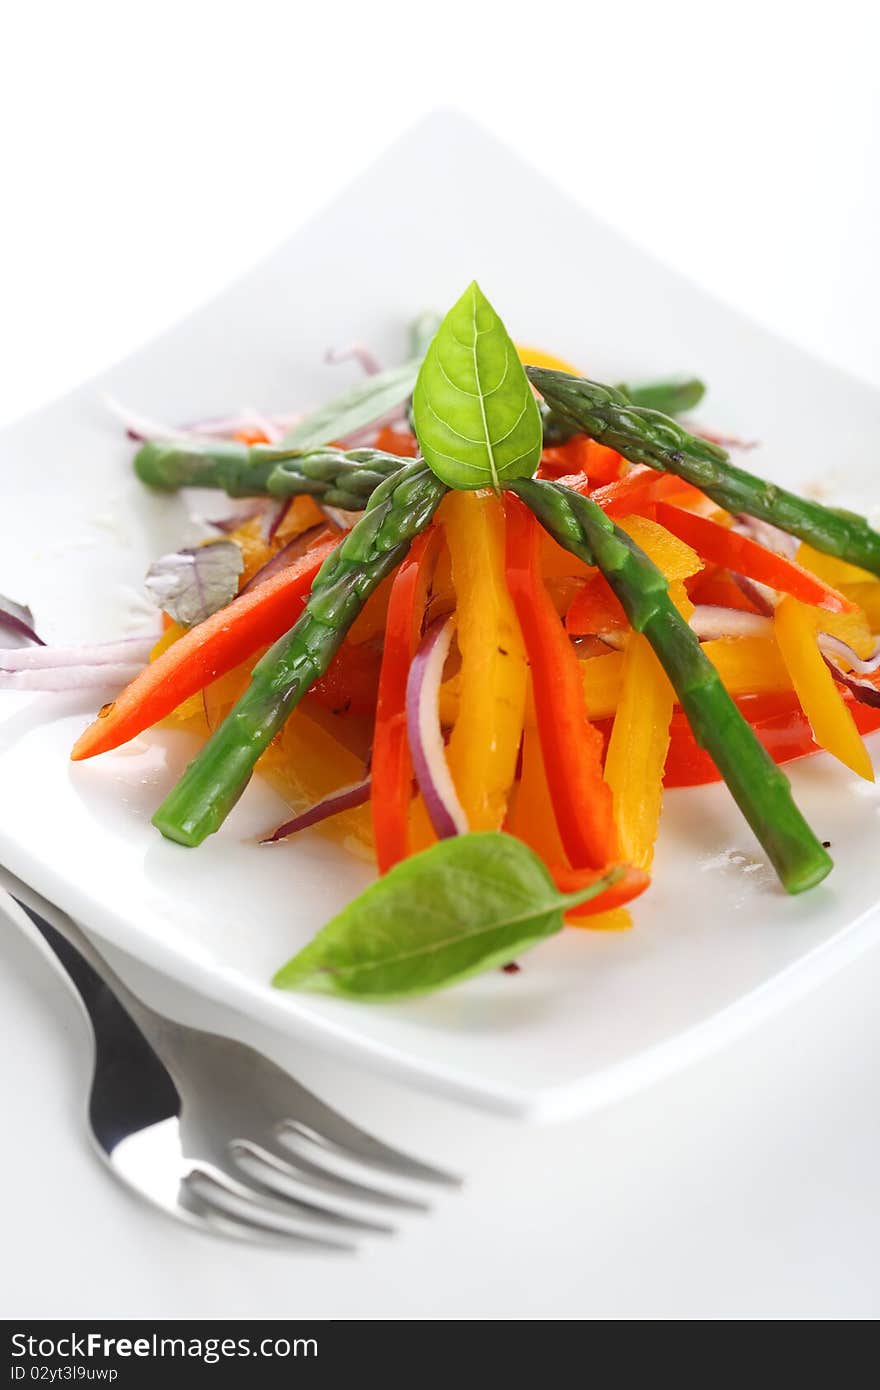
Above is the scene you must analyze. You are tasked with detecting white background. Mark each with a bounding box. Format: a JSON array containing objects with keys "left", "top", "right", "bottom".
[{"left": 2, "top": 0, "right": 880, "bottom": 1320}]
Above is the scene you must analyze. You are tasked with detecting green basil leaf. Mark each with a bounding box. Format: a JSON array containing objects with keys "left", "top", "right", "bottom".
[
  {"left": 281, "top": 360, "right": 421, "bottom": 450},
  {"left": 412, "top": 282, "right": 543, "bottom": 491},
  {"left": 272, "top": 832, "right": 622, "bottom": 1000}
]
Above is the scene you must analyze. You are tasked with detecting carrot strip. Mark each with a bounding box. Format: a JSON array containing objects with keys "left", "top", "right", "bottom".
[{"left": 70, "top": 539, "right": 337, "bottom": 761}]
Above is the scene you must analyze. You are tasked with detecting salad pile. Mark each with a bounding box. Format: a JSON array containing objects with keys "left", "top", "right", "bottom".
[{"left": 7, "top": 282, "right": 880, "bottom": 999}]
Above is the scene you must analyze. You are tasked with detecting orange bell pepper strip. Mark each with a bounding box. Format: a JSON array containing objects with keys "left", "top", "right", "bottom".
[
  {"left": 655, "top": 503, "right": 855, "bottom": 613},
  {"left": 504, "top": 495, "right": 617, "bottom": 869},
  {"left": 70, "top": 537, "right": 338, "bottom": 761},
  {"left": 441, "top": 492, "right": 528, "bottom": 831},
  {"left": 773, "top": 595, "right": 874, "bottom": 780},
  {"left": 371, "top": 529, "right": 439, "bottom": 873}
]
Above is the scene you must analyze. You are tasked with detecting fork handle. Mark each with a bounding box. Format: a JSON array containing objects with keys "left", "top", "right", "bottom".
[{"left": 0, "top": 864, "right": 160, "bottom": 1035}]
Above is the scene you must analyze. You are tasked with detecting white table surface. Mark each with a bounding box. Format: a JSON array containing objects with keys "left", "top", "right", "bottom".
[{"left": 3, "top": 4, "right": 880, "bottom": 1320}]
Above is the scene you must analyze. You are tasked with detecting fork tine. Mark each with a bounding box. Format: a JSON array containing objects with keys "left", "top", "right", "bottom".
[
  {"left": 277, "top": 1115, "right": 462, "bottom": 1187},
  {"left": 182, "top": 1169, "right": 357, "bottom": 1250},
  {"left": 234, "top": 1137, "right": 429, "bottom": 1213},
  {"left": 226, "top": 1145, "right": 395, "bottom": 1234}
]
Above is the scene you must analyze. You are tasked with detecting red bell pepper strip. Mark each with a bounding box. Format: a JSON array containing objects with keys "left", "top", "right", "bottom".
[
  {"left": 565, "top": 575, "right": 628, "bottom": 635},
  {"left": 308, "top": 638, "right": 382, "bottom": 717},
  {"left": 371, "top": 528, "right": 439, "bottom": 872},
  {"left": 71, "top": 537, "right": 338, "bottom": 761},
  {"left": 654, "top": 502, "right": 855, "bottom": 613},
  {"left": 504, "top": 496, "right": 618, "bottom": 869},
  {"left": 659, "top": 691, "right": 880, "bottom": 787},
  {"left": 540, "top": 436, "right": 623, "bottom": 485},
  {"left": 688, "top": 564, "right": 764, "bottom": 613},
  {"left": 551, "top": 862, "right": 650, "bottom": 917}
]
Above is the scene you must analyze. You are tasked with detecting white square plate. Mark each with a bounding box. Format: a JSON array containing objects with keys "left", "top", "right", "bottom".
[{"left": 3, "top": 112, "right": 880, "bottom": 1121}]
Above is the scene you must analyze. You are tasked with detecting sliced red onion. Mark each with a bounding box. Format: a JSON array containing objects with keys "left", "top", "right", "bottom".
[
  {"left": 729, "top": 571, "right": 779, "bottom": 615},
  {"left": 260, "top": 499, "right": 290, "bottom": 544},
  {"left": 821, "top": 654, "right": 880, "bottom": 708},
  {"left": 406, "top": 617, "right": 468, "bottom": 838},
  {"left": 261, "top": 777, "right": 372, "bottom": 844},
  {"left": 689, "top": 606, "right": 773, "bottom": 641},
  {"left": 0, "top": 663, "right": 144, "bottom": 692},
  {"left": 325, "top": 343, "right": 381, "bottom": 376},
  {"left": 595, "top": 629, "right": 628, "bottom": 651},
  {"left": 180, "top": 409, "right": 300, "bottom": 440},
  {"left": 104, "top": 395, "right": 192, "bottom": 443},
  {"left": 818, "top": 633, "right": 880, "bottom": 676},
  {"left": 0, "top": 594, "right": 43, "bottom": 647},
  {"left": 732, "top": 514, "right": 798, "bottom": 558},
  {"left": 239, "top": 407, "right": 283, "bottom": 444},
  {"left": 106, "top": 395, "right": 301, "bottom": 444},
  {"left": 0, "top": 634, "right": 156, "bottom": 672},
  {"left": 207, "top": 502, "right": 266, "bottom": 534},
  {"left": 239, "top": 524, "right": 335, "bottom": 595},
  {"left": 319, "top": 503, "right": 362, "bottom": 531}
]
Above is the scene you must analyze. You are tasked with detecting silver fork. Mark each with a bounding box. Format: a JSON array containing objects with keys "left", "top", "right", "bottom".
[{"left": 1, "top": 869, "right": 458, "bottom": 1249}]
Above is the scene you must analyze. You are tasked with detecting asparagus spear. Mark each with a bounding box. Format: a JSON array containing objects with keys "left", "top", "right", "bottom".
[
  {"left": 617, "top": 376, "right": 706, "bottom": 415},
  {"left": 134, "top": 439, "right": 408, "bottom": 510},
  {"left": 512, "top": 477, "right": 833, "bottom": 894},
  {"left": 153, "top": 462, "right": 447, "bottom": 847},
  {"left": 527, "top": 367, "right": 880, "bottom": 576}
]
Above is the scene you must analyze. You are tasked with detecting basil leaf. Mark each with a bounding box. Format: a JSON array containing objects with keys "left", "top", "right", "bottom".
[
  {"left": 272, "top": 832, "right": 622, "bottom": 1000},
  {"left": 0, "top": 593, "right": 42, "bottom": 648},
  {"left": 144, "top": 539, "right": 243, "bottom": 627},
  {"left": 281, "top": 360, "right": 421, "bottom": 450},
  {"left": 412, "top": 281, "right": 542, "bottom": 491}
]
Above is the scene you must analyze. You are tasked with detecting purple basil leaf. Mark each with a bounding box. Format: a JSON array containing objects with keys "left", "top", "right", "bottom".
[
  {"left": 144, "top": 540, "right": 243, "bottom": 628},
  {"left": 0, "top": 593, "right": 43, "bottom": 648}
]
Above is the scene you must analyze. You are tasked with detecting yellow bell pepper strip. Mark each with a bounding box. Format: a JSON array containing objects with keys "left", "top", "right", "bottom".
[
  {"left": 600, "top": 523, "right": 692, "bottom": 867},
  {"left": 704, "top": 637, "right": 791, "bottom": 696},
  {"left": 774, "top": 595, "right": 875, "bottom": 781},
  {"left": 440, "top": 491, "right": 528, "bottom": 831},
  {"left": 260, "top": 709, "right": 374, "bottom": 855},
  {"left": 616, "top": 514, "right": 702, "bottom": 584},
  {"left": 505, "top": 496, "right": 617, "bottom": 868},
  {"left": 601, "top": 515, "right": 702, "bottom": 869},
  {"left": 794, "top": 542, "right": 877, "bottom": 589},
  {"left": 603, "top": 635, "right": 674, "bottom": 870},
  {"left": 581, "top": 650, "right": 626, "bottom": 719},
  {"left": 840, "top": 583, "right": 880, "bottom": 631},
  {"left": 579, "top": 637, "right": 792, "bottom": 719},
  {"left": 515, "top": 344, "right": 583, "bottom": 375}
]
